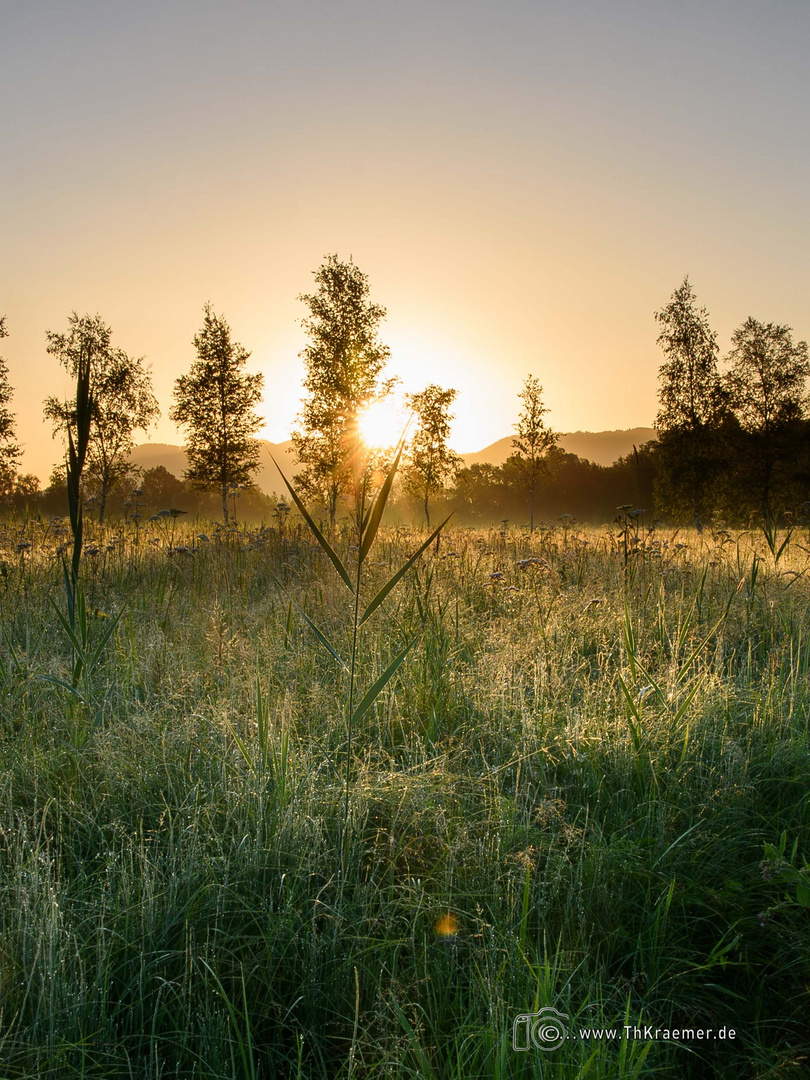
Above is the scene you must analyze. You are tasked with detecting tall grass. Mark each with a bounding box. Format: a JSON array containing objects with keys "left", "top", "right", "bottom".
[{"left": 0, "top": 518, "right": 808, "bottom": 1077}]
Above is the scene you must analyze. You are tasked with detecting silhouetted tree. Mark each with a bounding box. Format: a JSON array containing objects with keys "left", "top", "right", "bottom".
[
  {"left": 508, "top": 375, "right": 557, "bottom": 531},
  {"left": 292, "top": 255, "right": 393, "bottom": 526},
  {"left": 452, "top": 463, "right": 511, "bottom": 524},
  {"left": 725, "top": 317, "right": 809, "bottom": 520},
  {"left": 170, "top": 304, "right": 264, "bottom": 524},
  {"left": 0, "top": 317, "right": 21, "bottom": 498},
  {"left": 44, "top": 313, "right": 159, "bottom": 523},
  {"left": 654, "top": 278, "right": 724, "bottom": 528},
  {"left": 403, "top": 384, "right": 461, "bottom": 527},
  {"left": 140, "top": 465, "right": 186, "bottom": 508}
]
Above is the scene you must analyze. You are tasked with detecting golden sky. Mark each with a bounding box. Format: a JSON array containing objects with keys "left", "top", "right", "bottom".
[{"left": 2, "top": 1, "right": 809, "bottom": 482}]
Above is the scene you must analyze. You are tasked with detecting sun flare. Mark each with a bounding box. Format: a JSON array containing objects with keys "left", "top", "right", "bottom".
[{"left": 357, "top": 399, "right": 406, "bottom": 449}]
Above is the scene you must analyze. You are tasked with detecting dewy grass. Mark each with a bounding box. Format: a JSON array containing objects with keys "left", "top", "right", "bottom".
[
  {"left": 271, "top": 441, "right": 450, "bottom": 879},
  {"left": 0, "top": 519, "right": 808, "bottom": 1076}
]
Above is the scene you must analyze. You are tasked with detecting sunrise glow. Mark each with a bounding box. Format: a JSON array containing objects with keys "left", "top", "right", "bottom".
[{"left": 357, "top": 399, "right": 407, "bottom": 450}]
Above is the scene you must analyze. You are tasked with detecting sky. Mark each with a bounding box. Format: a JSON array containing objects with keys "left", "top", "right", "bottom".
[{"left": 2, "top": 0, "right": 809, "bottom": 483}]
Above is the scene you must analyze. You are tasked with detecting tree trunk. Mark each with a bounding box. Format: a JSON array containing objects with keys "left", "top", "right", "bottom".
[
  {"left": 221, "top": 483, "right": 229, "bottom": 524},
  {"left": 424, "top": 492, "right": 431, "bottom": 529},
  {"left": 529, "top": 471, "right": 535, "bottom": 533}
]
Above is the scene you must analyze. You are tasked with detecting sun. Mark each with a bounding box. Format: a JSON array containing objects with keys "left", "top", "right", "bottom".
[{"left": 357, "top": 399, "right": 406, "bottom": 449}]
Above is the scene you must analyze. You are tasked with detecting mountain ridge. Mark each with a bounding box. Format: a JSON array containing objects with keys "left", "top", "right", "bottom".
[{"left": 130, "top": 428, "right": 658, "bottom": 493}]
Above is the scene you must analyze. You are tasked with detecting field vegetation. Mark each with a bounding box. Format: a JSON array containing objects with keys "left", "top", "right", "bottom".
[{"left": 0, "top": 511, "right": 809, "bottom": 1078}]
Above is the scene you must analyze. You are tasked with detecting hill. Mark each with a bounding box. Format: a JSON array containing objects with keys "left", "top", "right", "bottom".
[
  {"left": 130, "top": 428, "right": 658, "bottom": 493},
  {"left": 130, "top": 440, "right": 300, "bottom": 493},
  {"left": 460, "top": 428, "right": 657, "bottom": 469}
]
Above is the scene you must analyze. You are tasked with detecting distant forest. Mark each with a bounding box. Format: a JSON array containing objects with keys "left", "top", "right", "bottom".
[
  {"left": 1, "top": 267, "right": 808, "bottom": 530},
  {"left": 12, "top": 432, "right": 807, "bottom": 532},
  {"left": 2, "top": 446, "right": 656, "bottom": 528}
]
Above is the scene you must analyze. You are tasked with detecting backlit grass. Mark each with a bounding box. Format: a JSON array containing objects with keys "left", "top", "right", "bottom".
[{"left": 0, "top": 517, "right": 808, "bottom": 1078}]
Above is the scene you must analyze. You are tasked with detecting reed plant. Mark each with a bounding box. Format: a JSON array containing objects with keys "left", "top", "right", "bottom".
[{"left": 271, "top": 442, "right": 450, "bottom": 876}]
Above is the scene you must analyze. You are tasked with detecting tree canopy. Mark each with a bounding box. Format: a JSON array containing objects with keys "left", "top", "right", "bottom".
[
  {"left": 292, "top": 255, "right": 393, "bottom": 525},
  {"left": 653, "top": 279, "right": 725, "bottom": 528},
  {"left": 403, "top": 384, "right": 461, "bottom": 527},
  {"left": 724, "top": 317, "right": 809, "bottom": 519},
  {"left": 655, "top": 278, "right": 723, "bottom": 433},
  {"left": 44, "top": 313, "right": 159, "bottom": 522},
  {"left": 508, "top": 375, "right": 557, "bottom": 532},
  {"left": 170, "top": 304, "right": 264, "bottom": 523}
]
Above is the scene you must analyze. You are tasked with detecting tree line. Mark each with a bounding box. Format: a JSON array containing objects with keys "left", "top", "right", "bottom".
[
  {"left": 653, "top": 278, "right": 810, "bottom": 527},
  {"left": 0, "top": 262, "right": 807, "bottom": 528}
]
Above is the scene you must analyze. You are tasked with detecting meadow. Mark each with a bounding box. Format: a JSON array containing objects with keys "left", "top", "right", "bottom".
[{"left": 0, "top": 511, "right": 809, "bottom": 1079}]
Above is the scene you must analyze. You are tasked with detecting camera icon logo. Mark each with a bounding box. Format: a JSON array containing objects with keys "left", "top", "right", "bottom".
[{"left": 513, "top": 1007, "right": 569, "bottom": 1051}]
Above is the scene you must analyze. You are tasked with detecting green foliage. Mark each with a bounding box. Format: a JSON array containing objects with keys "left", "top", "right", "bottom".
[
  {"left": 725, "top": 318, "right": 810, "bottom": 434},
  {"left": 403, "top": 384, "right": 461, "bottom": 528},
  {"left": 508, "top": 375, "right": 557, "bottom": 531},
  {"left": 655, "top": 277, "right": 723, "bottom": 433},
  {"left": 0, "top": 315, "right": 21, "bottom": 496},
  {"left": 654, "top": 279, "right": 725, "bottom": 529},
  {"left": 44, "top": 313, "right": 159, "bottom": 523},
  {"left": 292, "top": 255, "right": 394, "bottom": 525},
  {"left": 171, "top": 304, "right": 264, "bottom": 524},
  {"left": 724, "top": 317, "right": 810, "bottom": 521},
  {"left": 42, "top": 577, "right": 124, "bottom": 737}
]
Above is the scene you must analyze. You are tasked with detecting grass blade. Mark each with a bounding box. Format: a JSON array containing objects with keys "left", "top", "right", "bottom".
[
  {"left": 617, "top": 672, "right": 642, "bottom": 751},
  {"left": 351, "top": 638, "right": 416, "bottom": 724},
  {"left": 672, "top": 675, "right": 704, "bottom": 725},
  {"left": 270, "top": 455, "right": 354, "bottom": 593},
  {"left": 87, "top": 608, "right": 124, "bottom": 671},
  {"left": 48, "top": 594, "right": 85, "bottom": 660},
  {"left": 38, "top": 674, "right": 86, "bottom": 702},
  {"left": 359, "top": 514, "right": 452, "bottom": 627},
  {"left": 359, "top": 434, "right": 406, "bottom": 563},
  {"left": 290, "top": 597, "right": 345, "bottom": 668},
  {"left": 269, "top": 570, "right": 346, "bottom": 668}
]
